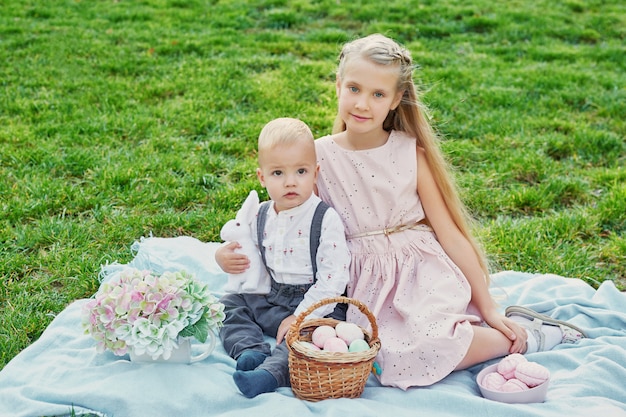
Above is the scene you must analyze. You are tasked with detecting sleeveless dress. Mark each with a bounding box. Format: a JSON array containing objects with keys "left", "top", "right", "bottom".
[{"left": 315, "top": 130, "right": 480, "bottom": 389}]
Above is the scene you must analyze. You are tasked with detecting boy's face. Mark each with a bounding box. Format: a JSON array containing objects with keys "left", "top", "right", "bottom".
[{"left": 257, "top": 141, "right": 318, "bottom": 213}]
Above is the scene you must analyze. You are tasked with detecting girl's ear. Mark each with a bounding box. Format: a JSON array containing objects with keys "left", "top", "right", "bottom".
[
  {"left": 335, "top": 76, "right": 342, "bottom": 97},
  {"left": 391, "top": 89, "right": 404, "bottom": 110}
]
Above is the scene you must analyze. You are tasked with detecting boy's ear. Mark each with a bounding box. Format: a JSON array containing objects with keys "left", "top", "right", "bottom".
[
  {"left": 256, "top": 167, "right": 265, "bottom": 186},
  {"left": 313, "top": 164, "right": 320, "bottom": 196}
]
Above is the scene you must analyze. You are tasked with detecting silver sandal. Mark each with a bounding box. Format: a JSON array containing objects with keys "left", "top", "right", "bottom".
[{"left": 505, "top": 305, "right": 587, "bottom": 351}]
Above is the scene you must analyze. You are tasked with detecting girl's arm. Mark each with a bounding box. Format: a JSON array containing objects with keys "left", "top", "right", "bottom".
[{"left": 415, "top": 147, "right": 526, "bottom": 352}]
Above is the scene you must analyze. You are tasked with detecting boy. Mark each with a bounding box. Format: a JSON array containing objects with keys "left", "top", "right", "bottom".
[{"left": 216, "top": 118, "right": 350, "bottom": 397}]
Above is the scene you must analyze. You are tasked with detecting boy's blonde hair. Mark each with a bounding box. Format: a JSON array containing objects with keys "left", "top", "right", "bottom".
[
  {"left": 334, "top": 34, "right": 490, "bottom": 282},
  {"left": 258, "top": 117, "right": 315, "bottom": 162}
]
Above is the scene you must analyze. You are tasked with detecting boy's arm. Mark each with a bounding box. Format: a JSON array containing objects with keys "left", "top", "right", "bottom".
[
  {"left": 214, "top": 241, "right": 251, "bottom": 274},
  {"left": 215, "top": 208, "right": 260, "bottom": 274}
]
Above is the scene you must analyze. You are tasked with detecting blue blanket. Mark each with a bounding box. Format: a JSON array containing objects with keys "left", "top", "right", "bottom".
[{"left": 1, "top": 236, "right": 625, "bottom": 417}]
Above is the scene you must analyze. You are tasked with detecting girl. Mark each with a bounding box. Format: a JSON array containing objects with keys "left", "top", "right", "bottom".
[
  {"left": 216, "top": 34, "right": 586, "bottom": 391},
  {"left": 314, "top": 33, "right": 585, "bottom": 389}
]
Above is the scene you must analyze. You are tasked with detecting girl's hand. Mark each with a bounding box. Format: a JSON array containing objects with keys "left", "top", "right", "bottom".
[
  {"left": 276, "top": 315, "right": 296, "bottom": 345},
  {"left": 482, "top": 309, "right": 528, "bottom": 354},
  {"left": 215, "top": 241, "right": 251, "bottom": 274}
]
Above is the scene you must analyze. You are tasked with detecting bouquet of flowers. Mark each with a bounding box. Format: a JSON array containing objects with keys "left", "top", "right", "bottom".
[{"left": 82, "top": 268, "right": 225, "bottom": 360}]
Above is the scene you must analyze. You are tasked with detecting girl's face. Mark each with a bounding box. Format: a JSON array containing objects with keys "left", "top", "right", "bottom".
[
  {"left": 256, "top": 142, "right": 318, "bottom": 213},
  {"left": 336, "top": 56, "right": 403, "bottom": 138}
]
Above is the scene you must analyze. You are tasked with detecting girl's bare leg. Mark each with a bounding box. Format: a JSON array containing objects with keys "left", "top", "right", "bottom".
[{"left": 455, "top": 325, "right": 513, "bottom": 370}]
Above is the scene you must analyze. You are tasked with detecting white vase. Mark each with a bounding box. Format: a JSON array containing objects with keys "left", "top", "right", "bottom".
[{"left": 129, "top": 331, "right": 216, "bottom": 364}]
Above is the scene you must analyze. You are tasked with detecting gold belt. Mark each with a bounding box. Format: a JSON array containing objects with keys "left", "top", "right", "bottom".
[{"left": 347, "top": 220, "right": 432, "bottom": 240}]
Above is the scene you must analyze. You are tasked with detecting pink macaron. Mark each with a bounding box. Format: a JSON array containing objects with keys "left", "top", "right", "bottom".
[
  {"left": 481, "top": 372, "right": 507, "bottom": 391},
  {"left": 515, "top": 361, "right": 550, "bottom": 387},
  {"left": 497, "top": 353, "right": 527, "bottom": 379},
  {"left": 501, "top": 378, "right": 530, "bottom": 392}
]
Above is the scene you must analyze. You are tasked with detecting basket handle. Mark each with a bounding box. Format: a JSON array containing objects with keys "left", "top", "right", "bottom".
[{"left": 289, "top": 296, "right": 378, "bottom": 341}]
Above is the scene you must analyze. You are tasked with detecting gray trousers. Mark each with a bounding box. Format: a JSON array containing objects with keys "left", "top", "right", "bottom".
[{"left": 219, "top": 281, "right": 346, "bottom": 387}]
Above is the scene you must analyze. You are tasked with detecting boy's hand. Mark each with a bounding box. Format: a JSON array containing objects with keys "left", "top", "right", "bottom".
[
  {"left": 276, "top": 315, "right": 297, "bottom": 345},
  {"left": 215, "top": 241, "right": 251, "bottom": 274}
]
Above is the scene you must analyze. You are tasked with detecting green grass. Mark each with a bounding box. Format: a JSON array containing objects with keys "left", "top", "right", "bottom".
[{"left": 1, "top": 0, "right": 624, "bottom": 370}]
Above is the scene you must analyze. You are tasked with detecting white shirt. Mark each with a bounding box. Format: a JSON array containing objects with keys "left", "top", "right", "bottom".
[{"left": 254, "top": 194, "right": 350, "bottom": 318}]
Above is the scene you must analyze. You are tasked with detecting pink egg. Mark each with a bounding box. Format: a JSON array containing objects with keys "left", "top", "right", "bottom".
[
  {"left": 481, "top": 371, "right": 507, "bottom": 391},
  {"left": 497, "top": 353, "right": 528, "bottom": 379},
  {"left": 323, "top": 337, "right": 348, "bottom": 352},
  {"left": 312, "top": 325, "right": 336, "bottom": 348},
  {"left": 500, "top": 378, "right": 530, "bottom": 392},
  {"left": 335, "top": 322, "right": 365, "bottom": 345},
  {"left": 515, "top": 361, "right": 550, "bottom": 387}
]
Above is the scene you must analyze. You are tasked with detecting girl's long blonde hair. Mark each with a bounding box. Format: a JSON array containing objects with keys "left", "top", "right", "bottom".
[{"left": 333, "top": 34, "right": 490, "bottom": 282}]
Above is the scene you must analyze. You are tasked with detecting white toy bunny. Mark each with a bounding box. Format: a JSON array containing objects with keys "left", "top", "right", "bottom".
[{"left": 219, "top": 190, "right": 271, "bottom": 294}]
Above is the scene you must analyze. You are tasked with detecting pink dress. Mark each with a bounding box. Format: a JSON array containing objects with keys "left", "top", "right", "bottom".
[{"left": 315, "top": 130, "right": 480, "bottom": 389}]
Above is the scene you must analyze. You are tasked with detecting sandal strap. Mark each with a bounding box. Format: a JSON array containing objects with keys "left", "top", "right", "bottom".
[
  {"left": 505, "top": 306, "right": 588, "bottom": 338},
  {"left": 521, "top": 318, "right": 546, "bottom": 352}
]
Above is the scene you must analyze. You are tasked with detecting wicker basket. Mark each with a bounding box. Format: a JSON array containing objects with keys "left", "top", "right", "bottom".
[{"left": 286, "top": 296, "right": 381, "bottom": 401}]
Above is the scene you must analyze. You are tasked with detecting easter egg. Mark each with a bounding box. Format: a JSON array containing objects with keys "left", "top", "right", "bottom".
[
  {"left": 335, "top": 322, "right": 365, "bottom": 345},
  {"left": 323, "top": 337, "right": 349, "bottom": 352},
  {"left": 312, "top": 325, "right": 336, "bottom": 348},
  {"left": 348, "top": 339, "right": 370, "bottom": 352}
]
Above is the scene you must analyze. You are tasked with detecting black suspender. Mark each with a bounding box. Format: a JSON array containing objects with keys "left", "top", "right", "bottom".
[
  {"left": 309, "top": 201, "right": 330, "bottom": 279},
  {"left": 256, "top": 200, "right": 330, "bottom": 282},
  {"left": 257, "top": 202, "right": 272, "bottom": 279}
]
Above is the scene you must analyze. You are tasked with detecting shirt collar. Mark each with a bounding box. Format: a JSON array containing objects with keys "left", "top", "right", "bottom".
[{"left": 269, "top": 193, "right": 321, "bottom": 218}]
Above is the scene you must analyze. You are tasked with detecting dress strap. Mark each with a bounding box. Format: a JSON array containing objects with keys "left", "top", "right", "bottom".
[{"left": 347, "top": 220, "right": 432, "bottom": 240}]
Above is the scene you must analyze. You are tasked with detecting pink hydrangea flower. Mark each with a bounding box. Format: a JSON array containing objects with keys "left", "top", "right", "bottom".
[{"left": 82, "top": 268, "right": 225, "bottom": 360}]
